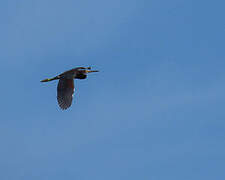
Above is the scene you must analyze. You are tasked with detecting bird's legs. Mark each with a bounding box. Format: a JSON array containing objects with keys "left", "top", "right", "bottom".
[{"left": 40, "top": 76, "right": 59, "bottom": 82}]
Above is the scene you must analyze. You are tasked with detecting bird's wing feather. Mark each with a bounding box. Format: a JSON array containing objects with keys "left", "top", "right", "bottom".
[{"left": 57, "top": 78, "right": 75, "bottom": 110}]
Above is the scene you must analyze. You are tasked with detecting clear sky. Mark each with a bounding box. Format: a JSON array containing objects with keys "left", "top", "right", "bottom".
[{"left": 0, "top": 0, "right": 225, "bottom": 179}]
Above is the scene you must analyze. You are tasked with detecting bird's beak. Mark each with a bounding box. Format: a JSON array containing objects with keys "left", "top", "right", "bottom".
[{"left": 85, "top": 70, "right": 99, "bottom": 73}]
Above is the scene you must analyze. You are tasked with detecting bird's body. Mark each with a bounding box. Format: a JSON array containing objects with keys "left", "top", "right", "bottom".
[{"left": 41, "top": 67, "right": 98, "bottom": 110}]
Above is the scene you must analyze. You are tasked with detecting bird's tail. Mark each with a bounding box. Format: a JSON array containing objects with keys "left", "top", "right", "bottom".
[{"left": 40, "top": 76, "right": 59, "bottom": 82}]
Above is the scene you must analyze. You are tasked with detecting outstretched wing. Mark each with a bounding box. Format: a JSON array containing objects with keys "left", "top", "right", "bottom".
[{"left": 57, "top": 78, "right": 75, "bottom": 110}]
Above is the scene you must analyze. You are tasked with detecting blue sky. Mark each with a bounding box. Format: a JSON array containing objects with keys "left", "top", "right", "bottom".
[{"left": 0, "top": 0, "right": 225, "bottom": 179}]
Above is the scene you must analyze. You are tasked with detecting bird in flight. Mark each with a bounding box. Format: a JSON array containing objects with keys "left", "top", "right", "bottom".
[{"left": 41, "top": 67, "right": 99, "bottom": 110}]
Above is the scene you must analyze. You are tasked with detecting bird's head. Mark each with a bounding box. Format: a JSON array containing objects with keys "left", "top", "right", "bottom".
[{"left": 75, "top": 67, "right": 99, "bottom": 79}]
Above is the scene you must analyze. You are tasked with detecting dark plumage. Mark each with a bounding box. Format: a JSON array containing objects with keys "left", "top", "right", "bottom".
[{"left": 41, "top": 67, "right": 99, "bottom": 110}]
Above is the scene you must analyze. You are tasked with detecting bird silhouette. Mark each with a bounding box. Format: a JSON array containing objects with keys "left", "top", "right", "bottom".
[{"left": 41, "top": 67, "right": 99, "bottom": 110}]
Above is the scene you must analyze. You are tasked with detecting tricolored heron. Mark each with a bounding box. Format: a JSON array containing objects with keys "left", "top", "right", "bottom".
[{"left": 41, "top": 67, "right": 99, "bottom": 110}]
